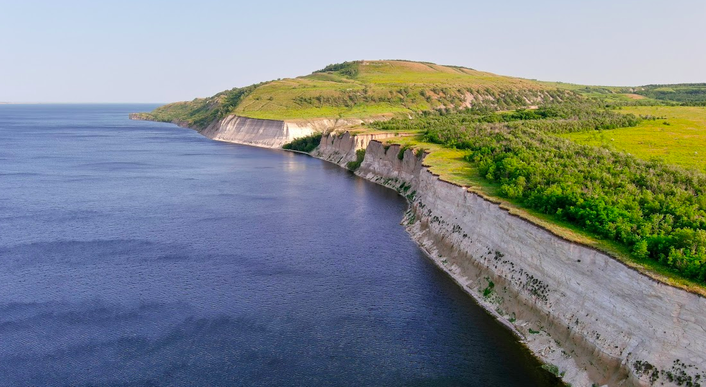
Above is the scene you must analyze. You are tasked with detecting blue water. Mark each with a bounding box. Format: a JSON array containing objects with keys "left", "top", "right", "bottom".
[{"left": 0, "top": 105, "right": 556, "bottom": 386}]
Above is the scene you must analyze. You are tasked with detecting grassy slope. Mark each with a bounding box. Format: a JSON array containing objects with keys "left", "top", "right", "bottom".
[
  {"left": 236, "top": 61, "right": 554, "bottom": 120},
  {"left": 563, "top": 106, "right": 706, "bottom": 172},
  {"left": 140, "top": 60, "right": 567, "bottom": 125}
]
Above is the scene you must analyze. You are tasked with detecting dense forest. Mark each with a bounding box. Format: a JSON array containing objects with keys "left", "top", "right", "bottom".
[{"left": 371, "top": 103, "right": 706, "bottom": 283}]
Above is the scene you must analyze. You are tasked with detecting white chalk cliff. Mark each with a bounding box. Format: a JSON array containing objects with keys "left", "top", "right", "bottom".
[{"left": 199, "top": 115, "right": 369, "bottom": 149}]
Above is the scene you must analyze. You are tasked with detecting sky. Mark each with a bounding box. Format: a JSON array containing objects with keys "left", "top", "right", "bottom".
[{"left": 1, "top": 0, "right": 705, "bottom": 103}]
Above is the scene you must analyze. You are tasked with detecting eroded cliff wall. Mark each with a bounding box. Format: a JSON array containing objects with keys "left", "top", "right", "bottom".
[
  {"left": 312, "top": 131, "right": 399, "bottom": 167},
  {"left": 198, "top": 116, "right": 314, "bottom": 148},
  {"left": 131, "top": 112, "right": 387, "bottom": 150},
  {"left": 318, "top": 133, "right": 706, "bottom": 387}
]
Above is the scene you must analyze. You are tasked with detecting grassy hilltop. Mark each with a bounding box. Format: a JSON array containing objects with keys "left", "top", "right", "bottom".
[
  {"left": 141, "top": 59, "right": 706, "bottom": 291},
  {"left": 139, "top": 60, "right": 576, "bottom": 128}
]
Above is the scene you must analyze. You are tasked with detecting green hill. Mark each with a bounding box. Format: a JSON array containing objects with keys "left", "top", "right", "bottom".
[
  {"left": 137, "top": 60, "right": 578, "bottom": 129},
  {"left": 139, "top": 61, "right": 706, "bottom": 131}
]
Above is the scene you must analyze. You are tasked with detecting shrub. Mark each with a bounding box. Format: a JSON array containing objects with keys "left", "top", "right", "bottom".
[
  {"left": 398, "top": 145, "right": 410, "bottom": 160},
  {"left": 282, "top": 133, "right": 323, "bottom": 153},
  {"left": 346, "top": 149, "right": 366, "bottom": 171}
]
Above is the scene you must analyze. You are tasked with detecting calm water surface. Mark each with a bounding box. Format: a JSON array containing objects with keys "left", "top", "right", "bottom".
[{"left": 0, "top": 105, "right": 557, "bottom": 386}]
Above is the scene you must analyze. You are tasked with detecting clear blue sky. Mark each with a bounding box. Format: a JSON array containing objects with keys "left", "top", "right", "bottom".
[{"left": 1, "top": 0, "right": 704, "bottom": 103}]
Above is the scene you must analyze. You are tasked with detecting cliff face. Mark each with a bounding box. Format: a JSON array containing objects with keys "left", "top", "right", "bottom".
[
  {"left": 312, "top": 131, "right": 399, "bottom": 167},
  {"left": 317, "top": 133, "right": 706, "bottom": 387},
  {"left": 130, "top": 113, "right": 374, "bottom": 149},
  {"left": 199, "top": 116, "right": 311, "bottom": 148}
]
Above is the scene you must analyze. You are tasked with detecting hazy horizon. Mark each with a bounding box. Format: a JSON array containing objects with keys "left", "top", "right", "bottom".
[{"left": 2, "top": 0, "right": 705, "bottom": 103}]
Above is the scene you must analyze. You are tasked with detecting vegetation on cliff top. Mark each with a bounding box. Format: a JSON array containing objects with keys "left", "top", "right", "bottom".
[
  {"left": 371, "top": 102, "right": 706, "bottom": 286},
  {"left": 282, "top": 133, "right": 322, "bottom": 153},
  {"left": 564, "top": 106, "right": 706, "bottom": 171}
]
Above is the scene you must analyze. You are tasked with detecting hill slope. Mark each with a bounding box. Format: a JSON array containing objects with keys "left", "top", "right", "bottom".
[{"left": 137, "top": 60, "right": 577, "bottom": 129}]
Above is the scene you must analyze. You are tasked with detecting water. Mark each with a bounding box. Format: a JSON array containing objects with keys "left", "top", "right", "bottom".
[{"left": 0, "top": 105, "right": 556, "bottom": 386}]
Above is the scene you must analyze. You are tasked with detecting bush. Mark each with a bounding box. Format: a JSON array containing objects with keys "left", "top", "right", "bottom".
[
  {"left": 398, "top": 145, "right": 410, "bottom": 160},
  {"left": 282, "top": 133, "right": 322, "bottom": 153},
  {"left": 346, "top": 149, "right": 366, "bottom": 171}
]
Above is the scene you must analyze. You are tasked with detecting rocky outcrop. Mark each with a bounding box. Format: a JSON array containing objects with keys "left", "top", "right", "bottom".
[
  {"left": 316, "top": 133, "right": 706, "bottom": 387},
  {"left": 312, "top": 131, "right": 399, "bottom": 167}
]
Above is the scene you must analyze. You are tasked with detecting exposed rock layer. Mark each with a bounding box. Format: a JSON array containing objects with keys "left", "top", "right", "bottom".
[
  {"left": 200, "top": 116, "right": 311, "bottom": 148},
  {"left": 312, "top": 131, "right": 399, "bottom": 167},
  {"left": 130, "top": 113, "right": 369, "bottom": 149}
]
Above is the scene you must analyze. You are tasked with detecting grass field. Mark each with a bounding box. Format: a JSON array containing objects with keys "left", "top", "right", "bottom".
[{"left": 563, "top": 106, "right": 706, "bottom": 171}]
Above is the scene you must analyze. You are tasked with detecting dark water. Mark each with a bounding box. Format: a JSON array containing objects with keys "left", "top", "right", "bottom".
[{"left": 0, "top": 105, "right": 556, "bottom": 386}]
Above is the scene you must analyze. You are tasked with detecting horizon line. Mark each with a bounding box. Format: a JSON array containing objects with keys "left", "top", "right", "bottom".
[{"left": 0, "top": 102, "right": 166, "bottom": 105}]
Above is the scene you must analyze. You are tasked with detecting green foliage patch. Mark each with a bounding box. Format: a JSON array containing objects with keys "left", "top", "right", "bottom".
[
  {"left": 630, "top": 84, "right": 706, "bottom": 105},
  {"left": 282, "top": 133, "right": 322, "bottom": 153},
  {"left": 565, "top": 106, "right": 706, "bottom": 172},
  {"left": 346, "top": 149, "right": 366, "bottom": 171},
  {"left": 316, "top": 61, "right": 360, "bottom": 77},
  {"left": 371, "top": 101, "right": 640, "bottom": 136}
]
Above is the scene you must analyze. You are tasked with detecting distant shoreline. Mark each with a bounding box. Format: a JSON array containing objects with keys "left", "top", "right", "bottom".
[{"left": 0, "top": 102, "right": 164, "bottom": 105}]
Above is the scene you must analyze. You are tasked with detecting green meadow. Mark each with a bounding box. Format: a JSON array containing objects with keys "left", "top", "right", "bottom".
[{"left": 564, "top": 106, "right": 706, "bottom": 172}]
